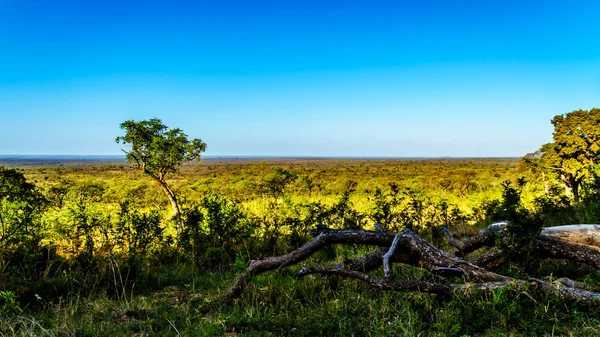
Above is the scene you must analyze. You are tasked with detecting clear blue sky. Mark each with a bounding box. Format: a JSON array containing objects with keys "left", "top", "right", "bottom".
[{"left": 1, "top": 0, "right": 599, "bottom": 157}]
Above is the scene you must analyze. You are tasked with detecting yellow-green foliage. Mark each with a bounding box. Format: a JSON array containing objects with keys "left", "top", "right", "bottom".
[{"left": 20, "top": 158, "right": 528, "bottom": 216}]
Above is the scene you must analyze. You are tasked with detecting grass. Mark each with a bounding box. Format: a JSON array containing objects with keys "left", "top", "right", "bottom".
[{"left": 2, "top": 266, "right": 600, "bottom": 336}]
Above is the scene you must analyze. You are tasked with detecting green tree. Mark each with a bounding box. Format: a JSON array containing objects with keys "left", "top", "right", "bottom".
[
  {"left": 116, "top": 118, "right": 207, "bottom": 216},
  {"left": 0, "top": 166, "right": 45, "bottom": 247},
  {"left": 260, "top": 168, "right": 297, "bottom": 199},
  {"left": 547, "top": 108, "right": 600, "bottom": 202},
  {"left": 0, "top": 167, "right": 48, "bottom": 289},
  {"left": 524, "top": 109, "right": 600, "bottom": 203}
]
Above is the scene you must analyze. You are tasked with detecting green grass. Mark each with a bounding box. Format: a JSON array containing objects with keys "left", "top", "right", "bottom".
[{"left": 2, "top": 267, "right": 599, "bottom": 336}]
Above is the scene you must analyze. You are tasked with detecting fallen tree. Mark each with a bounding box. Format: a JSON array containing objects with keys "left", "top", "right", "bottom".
[
  {"left": 443, "top": 223, "right": 600, "bottom": 268},
  {"left": 227, "top": 223, "right": 600, "bottom": 305}
]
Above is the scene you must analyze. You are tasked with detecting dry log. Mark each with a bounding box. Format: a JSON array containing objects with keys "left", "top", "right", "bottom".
[
  {"left": 297, "top": 267, "right": 600, "bottom": 305},
  {"left": 443, "top": 223, "right": 600, "bottom": 252},
  {"left": 227, "top": 226, "right": 600, "bottom": 305},
  {"left": 556, "top": 277, "right": 600, "bottom": 292},
  {"left": 470, "top": 249, "right": 504, "bottom": 270},
  {"left": 442, "top": 222, "right": 507, "bottom": 257},
  {"left": 541, "top": 225, "right": 600, "bottom": 248},
  {"left": 228, "top": 227, "right": 508, "bottom": 299},
  {"left": 443, "top": 223, "right": 600, "bottom": 268},
  {"left": 535, "top": 236, "right": 600, "bottom": 268},
  {"left": 297, "top": 266, "right": 452, "bottom": 296}
]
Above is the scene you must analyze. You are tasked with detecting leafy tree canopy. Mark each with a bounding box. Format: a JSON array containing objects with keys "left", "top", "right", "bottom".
[
  {"left": 551, "top": 108, "right": 600, "bottom": 172},
  {"left": 526, "top": 108, "right": 600, "bottom": 202},
  {"left": 0, "top": 166, "right": 46, "bottom": 248},
  {"left": 0, "top": 166, "right": 44, "bottom": 205},
  {"left": 116, "top": 118, "right": 207, "bottom": 181}
]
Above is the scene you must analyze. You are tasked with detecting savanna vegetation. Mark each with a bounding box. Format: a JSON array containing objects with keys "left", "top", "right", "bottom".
[{"left": 2, "top": 110, "right": 600, "bottom": 336}]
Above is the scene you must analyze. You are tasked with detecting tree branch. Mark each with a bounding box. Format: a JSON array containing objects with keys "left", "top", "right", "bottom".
[
  {"left": 298, "top": 266, "right": 451, "bottom": 296},
  {"left": 227, "top": 228, "right": 508, "bottom": 299},
  {"left": 297, "top": 267, "right": 600, "bottom": 305},
  {"left": 442, "top": 222, "right": 507, "bottom": 257},
  {"left": 442, "top": 223, "right": 600, "bottom": 268},
  {"left": 383, "top": 234, "right": 400, "bottom": 277}
]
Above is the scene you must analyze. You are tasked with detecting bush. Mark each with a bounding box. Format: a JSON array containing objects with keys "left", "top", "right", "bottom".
[{"left": 179, "top": 194, "right": 253, "bottom": 269}]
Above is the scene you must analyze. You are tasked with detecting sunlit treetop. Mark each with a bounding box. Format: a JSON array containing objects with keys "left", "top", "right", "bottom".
[
  {"left": 115, "top": 118, "right": 207, "bottom": 181},
  {"left": 0, "top": 166, "right": 43, "bottom": 205},
  {"left": 550, "top": 108, "right": 600, "bottom": 178}
]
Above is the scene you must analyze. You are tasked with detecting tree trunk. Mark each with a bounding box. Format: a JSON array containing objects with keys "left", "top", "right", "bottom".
[
  {"left": 572, "top": 179, "right": 580, "bottom": 203},
  {"left": 227, "top": 225, "right": 600, "bottom": 305},
  {"left": 158, "top": 179, "right": 180, "bottom": 216},
  {"left": 443, "top": 223, "right": 600, "bottom": 268},
  {"left": 141, "top": 167, "right": 181, "bottom": 216},
  {"left": 562, "top": 174, "right": 581, "bottom": 203}
]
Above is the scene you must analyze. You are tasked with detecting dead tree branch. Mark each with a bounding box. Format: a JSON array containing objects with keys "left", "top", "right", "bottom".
[
  {"left": 383, "top": 234, "right": 400, "bottom": 277},
  {"left": 443, "top": 223, "right": 600, "bottom": 268},
  {"left": 227, "top": 225, "right": 600, "bottom": 305},
  {"left": 228, "top": 228, "right": 508, "bottom": 299}
]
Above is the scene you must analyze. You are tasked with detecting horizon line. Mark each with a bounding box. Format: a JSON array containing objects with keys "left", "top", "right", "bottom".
[{"left": 0, "top": 154, "right": 521, "bottom": 159}]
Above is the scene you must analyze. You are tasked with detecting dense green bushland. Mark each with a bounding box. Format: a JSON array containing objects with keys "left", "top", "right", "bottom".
[{"left": 1, "top": 158, "right": 600, "bottom": 336}]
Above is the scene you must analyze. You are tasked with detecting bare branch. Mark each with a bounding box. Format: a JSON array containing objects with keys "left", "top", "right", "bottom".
[
  {"left": 442, "top": 222, "right": 507, "bottom": 257},
  {"left": 557, "top": 277, "right": 600, "bottom": 292},
  {"left": 298, "top": 266, "right": 451, "bottom": 296},
  {"left": 470, "top": 249, "right": 504, "bottom": 270},
  {"left": 227, "top": 228, "right": 509, "bottom": 299},
  {"left": 443, "top": 223, "right": 600, "bottom": 268},
  {"left": 383, "top": 234, "right": 400, "bottom": 277},
  {"left": 297, "top": 267, "right": 600, "bottom": 305}
]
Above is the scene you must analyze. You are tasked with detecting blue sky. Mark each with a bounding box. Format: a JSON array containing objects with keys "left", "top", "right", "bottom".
[{"left": 1, "top": 0, "right": 599, "bottom": 157}]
